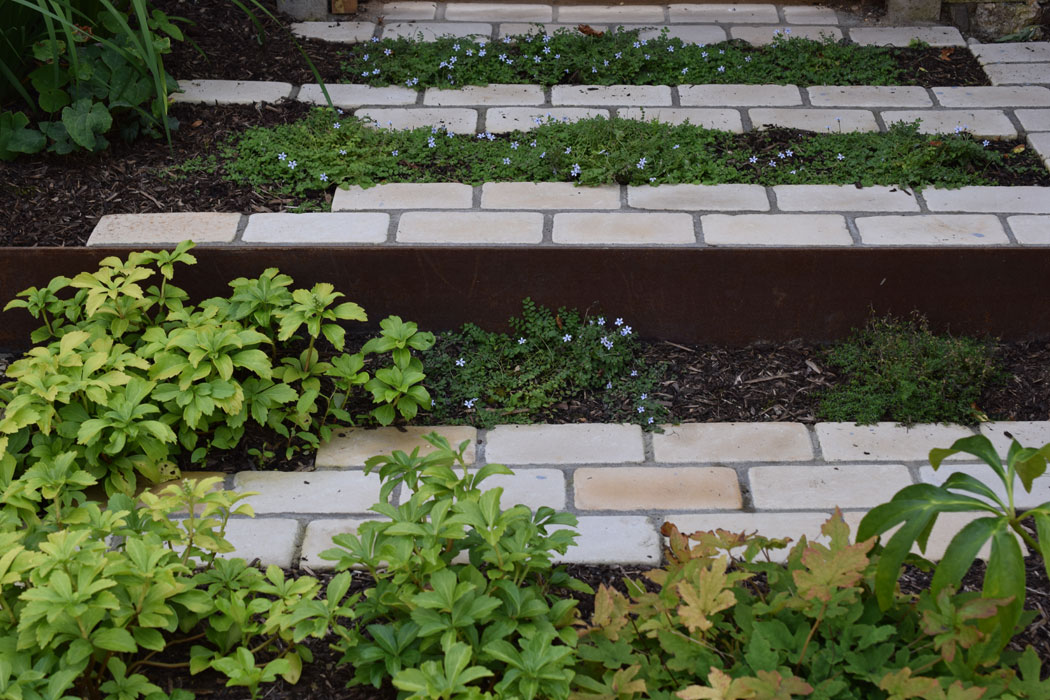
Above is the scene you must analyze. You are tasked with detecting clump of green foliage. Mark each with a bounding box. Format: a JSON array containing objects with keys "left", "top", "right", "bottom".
[
  {"left": 817, "top": 313, "right": 1002, "bottom": 425},
  {"left": 222, "top": 110, "right": 1038, "bottom": 198},
  {"left": 421, "top": 298, "right": 667, "bottom": 429},
  {"left": 1, "top": 466, "right": 360, "bottom": 700},
  {"left": 0, "top": 241, "right": 434, "bottom": 495},
  {"left": 321, "top": 433, "right": 588, "bottom": 699},
  {"left": 572, "top": 512, "right": 1050, "bottom": 699},
  {"left": 343, "top": 30, "right": 906, "bottom": 89}
]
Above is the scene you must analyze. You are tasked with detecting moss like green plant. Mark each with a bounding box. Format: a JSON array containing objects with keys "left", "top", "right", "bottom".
[
  {"left": 221, "top": 110, "right": 1042, "bottom": 199},
  {"left": 817, "top": 313, "right": 1003, "bottom": 425}
]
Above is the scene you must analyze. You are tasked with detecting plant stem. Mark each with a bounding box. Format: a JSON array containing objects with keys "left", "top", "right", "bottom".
[{"left": 795, "top": 600, "right": 827, "bottom": 671}]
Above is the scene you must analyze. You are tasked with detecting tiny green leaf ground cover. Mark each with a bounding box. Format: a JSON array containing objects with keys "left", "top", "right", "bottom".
[
  {"left": 343, "top": 31, "right": 922, "bottom": 89},
  {"left": 219, "top": 110, "right": 1047, "bottom": 197}
]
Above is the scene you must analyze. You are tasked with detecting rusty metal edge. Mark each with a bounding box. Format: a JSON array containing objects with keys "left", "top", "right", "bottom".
[{"left": 1, "top": 246, "right": 1047, "bottom": 351}]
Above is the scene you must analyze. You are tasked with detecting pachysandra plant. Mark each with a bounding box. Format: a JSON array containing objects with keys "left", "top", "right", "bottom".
[
  {"left": 859, "top": 434, "right": 1050, "bottom": 656},
  {"left": 0, "top": 240, "right": 434, "bottom": 495},
  {"left": 320, "top": 432, "right": 587, "bottom": 699}
]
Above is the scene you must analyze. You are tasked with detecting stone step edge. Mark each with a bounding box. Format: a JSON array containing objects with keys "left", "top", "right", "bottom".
[
  {"left": 211, "top": 418, "right": 1050, "bottom": 567},
  {"left": 85, "top": 186, "right": 1050, "bottom": 247}
]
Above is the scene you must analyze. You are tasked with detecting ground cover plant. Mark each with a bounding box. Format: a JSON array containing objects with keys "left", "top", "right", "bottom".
[
  {"left": 343, "top": 30, "right": 947, "bottom": 89},
  {"left": 0, "top": 241, "right": 434, "bottom": 494},
  {"left": 817, "top": 314, "right": 1004, "bottom": 425},
  {"left": 422, "top": 298, "right": 668, "bottom": 430},
  {"left": 222, "top": 110, "right": 1048, "bottom": 198}
]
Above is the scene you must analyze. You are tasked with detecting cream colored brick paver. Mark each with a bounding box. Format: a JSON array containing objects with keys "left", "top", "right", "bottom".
[
  {"left": 380, "top": 2, "right": 438, "bottom": 20},
  {"left": 628, "top": 184, "right": 769, "bottom": 211},
  {"left": 979, "top": 421, "right": 1050, "bottom": 456},
  {"left": 290, "top": 21, "right": 376, "bottom": 43},
  {"left": 848, "top": 26, "right": 965, "bottom": 47},
  {"left": 397, "top": 212, "right": 543, "bottom": 243},
  {"left": 172, "top": 79, "right": 292, "bottom": 105},
  {"left": 445, "top": 3, "right": 552, "bottom": 21},
  {"left": 969, "top": 42, "right": 1050, "bottom": 64},
  {"left": 731, "top": 26, "right": 842, "bottom": 45},
  {"left": 555, "top": 516, "right": 661, "bottom": 564},
  {"left": 679, "top": 84, "right": 801, "bottom": 106},
  {"left": 222, "top": 519, "right": 300, "bottom": 567},
  {"left": 485, "top": 107, "right": 609, "bottom": 133},
  {"left": 632, "top": 25, "right": 728, "bottom": 44},
  {"left": 1016, "top": 109, "right": 1050, "bottom": 132},
  {"left": 749, "top": 108, "right": 878, "bottom": 132},
  {"left": 816, "top": 422, "right": 974, "bottom": 462},
  {"left": 552, "top": 213, "right": 695, "bottom": 244},
  {"left": 918, "top": 463, "right": 1050, "bottom": 510},
  {"left": 481, "top": 182, "right": 620, "bottom": 209},
  {"left": 551, "top": 85, "right": 672, "bottom": 107},
  {"left": 668, "top": 4, "right": 779, "bottom": 23},
  {"left": 773, "top": 185, "right": 919, "bottom": 212},
  {"left": 315, "top": 425, "right": 477, "bottom": 467},
  {"left": 702, "top": 214, "right": 852, "bottom": 246},
  {"left": 486, "top": 424, "right": 644, "bottom": 464},
  {"left": 299, "top": 518, "right": 378, "bottom": 569},
  {"left": 840, "top": 511, "right": 1022, "bottom": 560},
  {"left": 665, "top": 512, "right": 833, "bottom": 563},
  {"left": 807, "top": 86, "right": 932, "bottom": 108},
  {"left": 856, "top": 215, "right": 1008, "bottom": 246},
  {"left": 616, "top": 107, "right": 743, "bottom": 132},
  {"left": 497, "top": 23, "right": 605, "bottom": 37},
  {"left": 574, "top": 467, "right": 742, "bottom": 511},
  {"left": 984, "top": 63, "right": 1050, "bottom": 85},
  {"left": 1008, "top": 215, "right": 1050, "bottom": 245},
  {"left": 381, "top": 22, "right": 492, "bottom": 40},
  {"left": 242, "top": 213, "right": 388, "bottom": 243},
  {"left": 881, "top": 110, "right": 1016, "bottom": 139},
  {"left": 933, "top": 86, "right": 1050, "bottom": 108},
  {"left": 334, "top": 183, "right": 473, "bottom": 210},
  {"left": 484, "top": 470, "right": 566, "bottom": 510},
  {"left": 749, "top": 464, "right": 913, "bottom": 509},
  {"left": 355, "top": 107, "right": 477, "bottom": 133},
  {"left": 425, "top": 84, "right": 544, "bottom": 106},
  {"left": 234, "top": 471, "right": 382, "bottom": 514},
  {"left": 556, "top": 5, "right": 664, "bottom": 23},
  {"left": 652, "top": 422, "right": 814, "bottom": 462},
  {"left": 87, "top": 213, "right": 240, "bottom": 246},
  {"left": 923, "top": 187, "right": 1050, "bottom": 213},
  {"left": 298, "top": 84, "right": 416, "bottom": 107},
  {"left": 783, "top": 5, "right": 838, "bottom": 23},
  {"left": 1030, "top": 133, "right": 1050, "bottom": 169}
]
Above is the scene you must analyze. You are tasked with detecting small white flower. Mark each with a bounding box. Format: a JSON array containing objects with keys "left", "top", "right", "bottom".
[
  {"left": 456, "top": 358, "right": 466, "bottom": 367},
  {"left": 511, "top": 141, "right": 519, "bottom": 150},
  {"left": 640, "top": 393, "right": 648, "bottom": 400},
  {"left": 384, "top": 48, "right": 392, "bottom": 56},
  {"left": 518, "top": 337, "right": 526, "bottom": 344},
  {"left": 630, "top": 370, "right": 638, "bottom": 377},
  {"left": 615, "top": 317, "right": 623, "bottom": 326},
  {"left": 637, "top": 406, "right": 645, "bottom": 413},
  {"left": 620, "top": 325, "right": 632, "bottom": 336},
  {"left": 648, "top": 416, "right": 654, "bottom": 424},
  {"left": 606, "top": 381, "right": 613, "bottom": 389},
  {"left": 982, "top": 140, "right": 991, "bottom": 147},
  {"left": 464, "top": 398, "right": 477, "bottom": 409},
  {"left": 836, "top": 153, "right": 845, "bottom": 161},
  {"left": 333, "top": 122, "right": 340, "bottom": 129},
  {"left": 562, "top": 333, "right": 572, "bottom": 342},
  {"left": 749, "top": 156, "right": 758, "bottom": 164},
  {"left": 391, "top": 149, "right": 399, "bottom": 156},
  {"left": 636, "top": 157, "right": 647, "bottom": 170},
  {"left": 288, "top": 160, "right": 297, "bottom": 169},
  {"left": 717, "top": 65, "right": 725, "bottom": 73},
  {"left": 597, "top": 316, "right": 605, "bottom": 325},
  {"left": 277, "top": 152, "right": 287, "bottom": 160},
  {"left": 673, "top": 144, "right": 680, "bottom": 150},
  {"left": 339, "top": 149, "right": 347, "bottom": 155},
  {"left": 785, "top": 149, "right": 793, "bottom": 157},
  {"left": 570, "top": 163, "right": 581, "bottom": 176},
  {"left": 502, "top": 157, "right": 511, "bottom": 165},
  {"left": 319, "top": 173, "right": 328, "bottom": 182}
]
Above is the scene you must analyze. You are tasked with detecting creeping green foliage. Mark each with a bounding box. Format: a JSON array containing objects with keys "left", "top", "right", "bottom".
[
  {"left": 573, "top": 512, "right": 1047, "bottom": 699},
  {"left": 422, "top": 298, "right": 668, "bottom": 429},
  {"left": 818, "top": 314, "right": 1002, "bottom": 425},
  {"left": 860, "top": 434, "right": 1050, "bottom": 658},
  {"left": 320, "top": 433, "right": 590, "bottom": 698},
  {"left": 0, "top": 241, "right": 433, "bottom": 494},
  {"left": 343, "top": 30, "right": 908, "bottom": 89},
  {"left": 223, "top": 110, "right": 1038, "bottom": 199}
]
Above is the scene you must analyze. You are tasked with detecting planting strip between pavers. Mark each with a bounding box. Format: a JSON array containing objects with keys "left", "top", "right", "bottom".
[
  {"left": 88, "top": 184, "right": 1050, "bottom": 247},
  {"left": 215, "top": 420, "right": 1048, "bottom": 567}
]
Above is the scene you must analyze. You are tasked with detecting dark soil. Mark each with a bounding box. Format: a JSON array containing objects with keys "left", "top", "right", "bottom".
[{"left": 146, "top": 548, "right": 1050, "bottom": 700}]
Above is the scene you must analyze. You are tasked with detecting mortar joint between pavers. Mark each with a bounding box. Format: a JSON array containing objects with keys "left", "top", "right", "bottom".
[
  {"left": 386, "top": 210, "right": 402, "bottom": 243},
  {"left": 913, "top": 188, "right": 931, "bottom": 214},
  {"left": 766, "top": 186, "right": 782, "bottom": 214},
  {"left": 843, "top": 215, "right": 863, "bottom": 245},
  {"left": 1000, "top": 213, "right": 1021, "bottom": 245},
  {"left": 287, "top": 85, "right": 302, "bottom": 101},
  {"left": 618, "top": 183, "right": 628, "bottom": 209},
  {"left": 564, "top": 465, "right": 578, "bottom": 511},
  {"left": 471, "top": 184, "right": 482, "bottom": 208},
  {"left": 477, "top": 106, "right": 488, "bottom": 134},
  {"left": 475, "top": 428, "right": 489, "bottom": 466},
  {"left": 287, "top": 519, "right": 309, "bottom": 568},
  {"left": 1004, "top": 109, "right": 1026, "bottom": 140},
  {"left": 435, "top": 3, "right": 446, "bottom": 21},
  {"left": 540, "top": 211, "right": 555, "bottom": 243},
  {"left": 232, "top": 214, "right": 249, "bottom": 243},
  {"left": 739, "top": 108, "right": 755, "bottom": 132},
  {"left": 641, "top": 430, "right": 655, "bottom": 462},
  {"left": 694, "top": 213, "right": 707, "bottom": 246},
  {"left": 806, "top": 425, "right": 825, "bottom": 463}
]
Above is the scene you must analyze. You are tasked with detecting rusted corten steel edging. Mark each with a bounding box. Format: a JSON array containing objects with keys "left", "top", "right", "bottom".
[{"left": 0, "top": 246, "right": 1047, "bottom": 351}]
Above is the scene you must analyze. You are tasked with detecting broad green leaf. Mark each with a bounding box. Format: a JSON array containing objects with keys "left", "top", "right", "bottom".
[
  {"left": 929, "top": 435, "right": 1005, "bottom": 483},
  {"left": 1012, "top": 442, "right": 1050, "bottom": 493},
  {"left": 92, "top": 627, "right": 138, "bottom": 652},
  {"left": 983, "top": 527, "right": 1026, "bottom": 644},
  {"left": 61, "top": 99, "right": 112, "bottom": 150},
  {"left": 929, "top": 516, "right": 999, "bottom": 596}
]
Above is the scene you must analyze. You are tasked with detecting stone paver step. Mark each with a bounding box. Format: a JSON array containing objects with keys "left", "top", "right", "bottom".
[{"left": 215, "top": 420, "right": 1048, "bottom": 568}]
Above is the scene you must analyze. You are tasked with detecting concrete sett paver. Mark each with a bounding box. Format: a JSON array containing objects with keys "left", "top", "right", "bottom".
[
  {"left": 552, "top": 212, "right": 696, "bottom": 244},
  {"left": 615, "top": 107, "right": 743, "bottom": 131},
  {"left": 315, "top": 425, "right": 477, "bottom": 467},
  {"left": 628, "top": 184, "right": 769, "bottom": 211},
  {"left": 397, "top": 211, "right": 543, "bottom": 243},
  {"left": 678, "top": 84, "right": 801, "bottom": 106},
  {"left": 485, "top": 424, "right": 645, "bottom": 464},
  {"left": 290, "top": 21, "right": 376, "bottom": 42},
  {"left": 444, "top": 3, "right": 552, "bottom": 22},
  {"left": 933, "top": 86, "right": 1050, "bottom": 108},
  {"left": 551, "top": 85, "right": 673, "bottom": 107},
  {"left": 485, "top": 107, "right": 609, "bottom": 132},
  {"left": 425, "top": 84, "right": 545, "bottom": 106},
  {"left": 856, "top": 214, "right": 1009, "bottom": 246},
  {"left": 730, "top": 26, "right": 842, "bottom": 45},
  {"left": 668, "top": 3, "right": 779, "bottom": 23},
  {"left": 334, "top": 183, "right": 473, "bottom": 210},
  {"left": 220, "top": 519, "right": 300, "bottom": 567},
  {"left": 1008, "top": 215, "right": 1050, "bottom": 245},
  {"left": 573, "top": 467, "right": 742, "bottom": 510},
  {"left": 298, "top": 84, "right": 416, "bottom": 107},
  {"left": 848, "top": 26, "right": 965, "bottom": 47},
  {"left": 702, "top": 214, "right": 852, "bottom": 246},
  {"left": 749, "top": 464, "right": 914, "bottom": 509},
  {"left": 979, "top": 421, "right": 1050, "bottom": 456},
  {"left": 773, "top": 185, "right": 920, "bottom": 212},
  {"left": 970, "top": 42, "right": 1050, "bottom": 64},
  {"left": 87, "top": 213, "right": 240, "bottom": 246},
  {"left": 481, "top": 182, "right": 620, "bottom": 209},
  {"left": 923, "top": 186, "right": 1050, "bottom": 213},
  {"left": 242, "top": 213, "right": 388, "bottom": 243},
  {"left": 749, "top": 108, "right": 879, "bottom": 132},
  {"left": 653, "top": 422, "right": 814, "bottom": 462},
  {"left": 807, "top": 86, "right": 931, "bottom": 108},
  {"left": 172, "top": 79, "right": 293, "bottom": 105},
  {"left": 234, "top": 470, "right": 382, "bottom": 514},
  {"left": 985, "top": 63, "right": 1050, "bottom": 86},
  {"left": 815, "top": 422, "right": 974, "bottom": 461},
  {"left": 881, "top": 109, "right": 1016, "bottom": 139}
]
